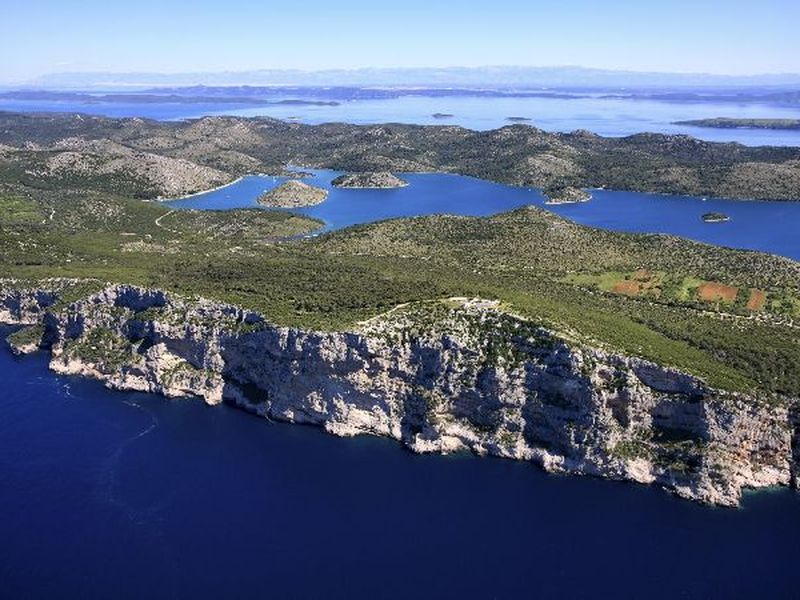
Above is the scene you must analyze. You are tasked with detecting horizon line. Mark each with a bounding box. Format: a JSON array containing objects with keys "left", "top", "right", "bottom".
[{"left": 28, "top": 64, "right": 800, "bottom": 78}]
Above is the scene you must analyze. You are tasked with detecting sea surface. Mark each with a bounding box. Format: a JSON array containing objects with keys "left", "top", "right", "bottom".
[
  {"left": 4, "top": 100, "right": 800, "bottom": 597},
  {"left": 170, "top": 170, "right": 800, "bottom": 260},
  {"left": 3, "top": 93, "right": 800, "bottom": 146},
  {"left": 2, "top": 335, "right": 799, "bottom": 599}
]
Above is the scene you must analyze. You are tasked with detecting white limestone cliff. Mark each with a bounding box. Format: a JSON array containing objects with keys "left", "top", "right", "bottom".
[{"left": 2, "top": 280, "right": 797, "bottom": 506}]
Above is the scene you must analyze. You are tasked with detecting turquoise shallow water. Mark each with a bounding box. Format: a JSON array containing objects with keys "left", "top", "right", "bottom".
[{"left": 170, "top": 170, "right": 800, "bottom": 260}]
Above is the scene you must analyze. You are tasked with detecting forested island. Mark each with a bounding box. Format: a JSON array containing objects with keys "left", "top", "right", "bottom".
[
  {"left": 331, "top": 172, "right": 408, "bottom": 188},
  {"left": 257, "top": 180, "right": 328, "bottom": 207},
  {"left": 543, "top": 185, "right": 592, "bottom": 204}
]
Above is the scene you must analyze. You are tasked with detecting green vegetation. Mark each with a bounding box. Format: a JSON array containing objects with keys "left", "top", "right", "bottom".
[
  {"left": 257, "top": 180, "right": 328, "bottom": 207},
  {"left": 6, "top": 324, "right": 44, "bottom": 349},
  {"left": 2, "top": 187, "right": 798, "bottom": 396},
  {"left": 64, "top": 327, "right": 136, "bottom": 373},
  {"left": 612, "top": 440, "right": 653, "bottom": 461},
  {"left": 0, "top": 112, "right": 798, "bottom": 399},
  {"left": 0, "top": 195, "right": 42, "bottom": 224},
  {"left": 563, "top": 269, "right": 798, "bottom": 317},
  {"left": 542, "top": 184, "right": 591, "bottom": 204},
  {"left": 1, "top": 112, "right": 800, "bottom": 201}
]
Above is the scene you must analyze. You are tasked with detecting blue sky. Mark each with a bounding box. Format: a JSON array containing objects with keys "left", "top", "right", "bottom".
[{"left": 2, "top": 0, "right": 798, "bottom": 82}]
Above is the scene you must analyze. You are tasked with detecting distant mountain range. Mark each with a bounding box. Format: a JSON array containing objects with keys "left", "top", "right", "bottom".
[
  {"left": 25, "top": 66, "right": 800, "bottom": 90},
  {"left": 4, "top": 86, "right": 799, "bottom": 107}
]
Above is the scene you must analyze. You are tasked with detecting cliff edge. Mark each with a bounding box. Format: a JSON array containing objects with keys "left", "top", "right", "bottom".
[{"left": 2, "top": 280, "right": 798, "bottom": 506}]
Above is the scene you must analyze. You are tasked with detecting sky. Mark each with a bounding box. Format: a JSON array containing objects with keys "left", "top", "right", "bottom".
[{"left": 1, "top": 0, "right": 799, "bottom": 83}]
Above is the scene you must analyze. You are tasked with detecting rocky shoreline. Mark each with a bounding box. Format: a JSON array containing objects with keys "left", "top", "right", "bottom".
[
  {"left": 543, "top": 185, "right": 592, "bottom": 204},
  {"left": 702, "top": 212, "right": 731, "bottom": 223},
  {"left": 2, "top": 280, "right": 798, "bottom": 507},
  {"left": 257, "top": 180, "right": 328, "bottom": 207},
  {"left": 331, "top": 171, "right": 409, "bottom": 189}
]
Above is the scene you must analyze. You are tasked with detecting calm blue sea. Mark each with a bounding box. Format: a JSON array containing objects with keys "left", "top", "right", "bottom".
[
  {"left": 171, "top": 170, "right": 800, "bottom": 260},
  {"left": 3, "top": 102, "right": 800, "bottom": 597},
  {"left": 2, "top": 94, "right": 800, "bottom": 145},
  {"left": 2, "top": 338, "right": 799, "bottom": 599}
]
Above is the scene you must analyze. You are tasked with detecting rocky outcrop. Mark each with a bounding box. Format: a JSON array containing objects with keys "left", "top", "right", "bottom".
[
  {"left": 702, "top": 212, "right": 731, "bottom": 223},
  {"left": 0, "top": 281, "right": 62, "bottom": 325},
  {"left": 257, "top": 180, "right": 328, "bottom": 207},
  {"left": 2, "top": 281, "right": 798, "bottom": 506},
  {"left": 5, "top": 324, "right": 45, "bottom": 355},
  {"left": 331, "top": 172, "right": 409, "bottom": 189}
]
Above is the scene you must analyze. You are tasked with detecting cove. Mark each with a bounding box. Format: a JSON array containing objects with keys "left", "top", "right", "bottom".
[{"left": 168, "top": 170, "right": 800, "bottom": 261}]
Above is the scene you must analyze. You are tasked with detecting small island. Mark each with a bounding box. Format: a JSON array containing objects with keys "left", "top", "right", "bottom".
[
  {"left": 257, "top": 180, "right": 328, "bottom": 208},
  {"left": 674, "top": 117, "right": 800, "bottom": 130},
  {"left": 543, "top": 185, "right": 592, "bottom": 205},
  {"left": 702, "top": 212, "right": 731, "bottom": 223},
  {"left": 506, "top": 116, "right": 532, "bottom": 122},
  {"left": 283, "top": 169, "right": 315, "bottom": 179},
  {"left": 432, "top": 113, "right": 454, "bottom": 119},
  {"left": 331, "top": 171, "right": 409, "bottom": 189}
]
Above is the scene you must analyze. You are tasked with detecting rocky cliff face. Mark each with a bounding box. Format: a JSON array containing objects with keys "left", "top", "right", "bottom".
[
  {"left": 0, "top": 283, "right": 58, "bottom": 325},
  {"left": 2, "top": 281, "right": 797, "bottom": 506}
]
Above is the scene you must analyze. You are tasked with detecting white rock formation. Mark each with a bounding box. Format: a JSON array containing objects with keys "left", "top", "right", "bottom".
[{"left": 2, "top": 280, "right": 798, "bottom": 506}]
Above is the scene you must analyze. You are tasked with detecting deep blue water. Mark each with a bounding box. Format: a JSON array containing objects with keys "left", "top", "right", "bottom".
[
  {"left": 170, "top": 171, "right": 800, "bottom": 260},
  {"left": 3, "top": 94, "right": 800, "bottom": 146},
  {"left": 2, "top": 335, "right": 799, "bottom": 599},
  {"left": 4, "top": 146, "right": 800, "bottom": 596}
]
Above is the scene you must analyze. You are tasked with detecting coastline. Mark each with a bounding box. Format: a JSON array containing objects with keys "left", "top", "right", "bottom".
[
  {"left": 155, "top": 174, "right": 247, "bottom": 202},
  {"left": 2, "top": 282, "right": 796, "bottom": 508},
  {"left": 544, "top": 194, "right": 593, "bottom": 206},
  {"left": 137, "top": 153, "right": 798, "bottom": 242}
]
